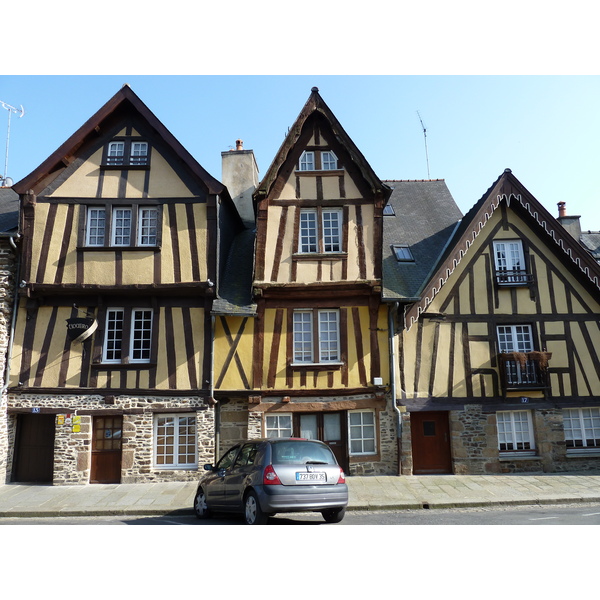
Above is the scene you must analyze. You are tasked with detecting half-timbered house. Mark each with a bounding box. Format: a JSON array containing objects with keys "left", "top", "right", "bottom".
[
  {"left": 212, "top": 88, "right": 398, "bottom": 475},
  {"left": 5, "top": 85, "right": 245, "bottom": 484},
  {"left": 389, "top": 169, "right": 600, "bottom": 474}
]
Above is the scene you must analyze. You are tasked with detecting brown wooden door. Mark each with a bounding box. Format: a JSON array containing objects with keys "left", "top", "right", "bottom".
[
  {"left": 295, "top": 412, "right": 349, "bottom": 473},
  {"left": 91, "top": 416, "right": 123, "bottom": 484},
  {"left": 411, "top": 411, "right": 453, "bottom": 474},
  {"left": 13, "top": 414, "right": 55, "bottom": 483}
]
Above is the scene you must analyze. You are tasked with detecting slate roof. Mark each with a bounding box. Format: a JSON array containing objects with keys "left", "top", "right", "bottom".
[
  {"left": 0, "top": 187, "right": 19, "bottom": 233},
  {"left": 381, "top": 179, "right": 463, "bottom": 300},
  {"left": 580, "top": 231, "right": 600, "bottom": 262},
  {"left": 212, "top": 227, "right": 257, "bottom": 316}
]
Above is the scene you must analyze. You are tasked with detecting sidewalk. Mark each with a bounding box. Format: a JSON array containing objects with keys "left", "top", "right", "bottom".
[{"left": 1, "top": 473, "right": 600, "bottom": 518}]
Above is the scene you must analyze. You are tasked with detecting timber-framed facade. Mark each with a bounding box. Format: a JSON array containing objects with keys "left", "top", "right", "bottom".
[
  {"left": 388, "top": 169, "right": 600, "bottom": 475},
  {"left": 4, "top": 85, "right": 244, "bottom": 485}
]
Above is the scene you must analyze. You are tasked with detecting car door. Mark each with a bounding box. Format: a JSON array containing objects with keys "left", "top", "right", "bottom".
[
  {"left": 224, "top": 443, "right": 259, "bottom": 510},
  {"left": 204, "top": 445, "right": 240, "bottom": 509}
]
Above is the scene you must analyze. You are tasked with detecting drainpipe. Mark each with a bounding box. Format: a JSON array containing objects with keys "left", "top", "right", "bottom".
[
  {"left": 209, "top": 313, "right": 219, "bottom": 463},
  {"left": 388, "top": 302, "right": 402, "bottom": 475},
  {"left": 1, "top": 233, "right": 20, "bottom": 395}
]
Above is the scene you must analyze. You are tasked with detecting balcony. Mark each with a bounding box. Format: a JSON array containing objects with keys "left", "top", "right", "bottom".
[
  {"left": 498, "top": 351, "right": 552, "bottom": 390},
  {"left": 495, "top": 269, "right": 534, "bottom": 286}
]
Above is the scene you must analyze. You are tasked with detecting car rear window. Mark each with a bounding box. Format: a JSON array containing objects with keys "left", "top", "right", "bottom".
[{"left": 271, "top": 441, "right": 336, "bottom": 465}]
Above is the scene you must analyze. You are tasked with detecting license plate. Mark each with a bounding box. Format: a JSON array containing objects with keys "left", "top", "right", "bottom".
[{"left": 296, "top": 472, "right": 326, "bottom": 482}]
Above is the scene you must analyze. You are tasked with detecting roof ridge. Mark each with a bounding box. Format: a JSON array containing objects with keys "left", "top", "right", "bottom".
[{"left": 383, "top": 179, "right": 446, "bottom": 183}]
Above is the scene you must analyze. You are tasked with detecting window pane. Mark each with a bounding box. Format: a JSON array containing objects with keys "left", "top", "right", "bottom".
[
  {"left": 138, "top": 207, "right": 158, "bottom": 245},
  {"left": 130, "top": 141, "right": 148, "bottom": 165},
  {"left": 321, "top": 151, "right": 337, "bottom": 170},
  {"left": 86, "top": 207, "right": 106, "bottom": 246},
  {"left": 322, "top": 210, "right": 341, "bottom": 252},
  {"left": 348, "top": 410, "right": 376, "bottom": 455},
  {"left": 266, "top": 414, "right": 292, "bottom": 438},
  {"left": 131, "top": 309, "right": 153, "bottom": 362},
  {"left": 318, "top": 310, "right": 339, "bottom": 362},
  {"left": 300, "top": 151, "right": 314, "bottom": 171},
  {"left": 293, "top": 311, "right": 313, "bottom": 362},
  {"left": 299, "top": 210, "right": 318, "bottom": 253},
  {"left": 104, "top": 309, "right": 124, "bottom": 362},
  {"left": 112, "top": 208, "right": 132, "bottom": 246},
  {"left": 107, "top": 141, "right": 125, "bottom": 165},
  {"left": 154, "top": 414, "right": 197, "bottom": 468}
]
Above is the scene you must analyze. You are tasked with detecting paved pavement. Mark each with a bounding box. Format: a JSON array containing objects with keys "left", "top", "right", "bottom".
[{"left": 1, "top": 473, "right": 600, "bottom": 518}]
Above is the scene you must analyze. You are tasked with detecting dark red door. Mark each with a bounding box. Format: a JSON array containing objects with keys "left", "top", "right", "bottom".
[
  {"left": 91, "top": 416, "right": 123, "bottom": 483},
  {"left": 411, "top": 411, "right": 452, "bottom": 474},
  {"left": 295, "top": 412, "right": 349, "bottom": 473},
  {"left": 13, "top": 414, "right": 55, "bottom": 483}
]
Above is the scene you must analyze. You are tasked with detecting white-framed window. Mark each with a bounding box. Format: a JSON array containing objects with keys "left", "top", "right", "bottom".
[
  {"left": 348, "top": 410, "right": 376, "bottom": 455},
  {"left": 130, "top": 141, "right": 149, "bottom": 165},
  {"left": 111, "top": 207, "right": 132, "bottom": 246},
  {"left": 298, "top": 208, "right": 342, "bottom": 254},
  {"left": 86, "top": 205, "right": 159, "bottom": 248},
  {"left": 292, "top": 309, "right": 340, "bottom": 364},
  {"left": 86, "top": 207, "right": 106, "bottom": 246},
  {"left": 265, "top": 414, "right": 293, "bottom": 438},
  {"left": 154, "top": 413, "right": 197, "bottom": 469},
  {"left": 497, "top": 324, "right": 537, "bottom": 384},
  {"left": 497, "top": 410, "right": 536, "bottom": 453},
  {"left": 493, "top": 239, "right": 528, "bottom": 284},
  {"left": 138, "top": 207, "right": 159, "bottom": 246},
  {"left": 299, "top": 151, "right": 315, "bottom": 171},
  {"left": 392, "top": 244, "right": 414, "bottom": 262},
  {"left": 321, "top": 151, "right": 338, "bottom": 170},
  {"left": 103, "top": 307, "right": 153, "bottom": 364},
  {"left": 563, "top": 408, "right": 600, "bottom": 450}
]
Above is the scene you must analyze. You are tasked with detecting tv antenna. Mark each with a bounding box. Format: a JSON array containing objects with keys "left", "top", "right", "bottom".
[
  {"left": 417, "top": 111, "right": 430, "bottom": 179},
  {"left": 1, "top": 100, "right": 25, "bottom": 187}
]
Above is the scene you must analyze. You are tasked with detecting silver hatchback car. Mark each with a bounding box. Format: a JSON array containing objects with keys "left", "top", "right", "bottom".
[{"left": 193, "top": 438, "right": 348, "bottom": 524}]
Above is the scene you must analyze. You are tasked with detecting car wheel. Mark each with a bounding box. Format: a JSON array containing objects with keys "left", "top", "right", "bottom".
[
  {"left": 194, "top": 488, "right": 211, "bottom": 520},
  {"left": 244, "top": 491, "right": 268, "bottom": 525},
  {"left": 321, "top": 507, "right": 346, "bottom": 523}
]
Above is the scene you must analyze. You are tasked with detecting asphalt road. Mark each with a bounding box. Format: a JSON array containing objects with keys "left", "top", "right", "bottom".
[{"left": 2, "top": 503, "right": 600, "bottom": 525}]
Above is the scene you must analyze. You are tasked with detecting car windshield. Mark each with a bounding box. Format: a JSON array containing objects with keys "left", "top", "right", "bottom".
[{"left": 271, "top": 441, "right": 336, "bottom": 465}]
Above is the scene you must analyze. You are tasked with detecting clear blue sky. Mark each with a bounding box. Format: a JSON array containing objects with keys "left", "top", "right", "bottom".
[{"left": 2, "top": 75, "right": 599, "bottom": 230}]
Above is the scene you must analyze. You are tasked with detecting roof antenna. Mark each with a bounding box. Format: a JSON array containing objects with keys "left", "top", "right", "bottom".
[
  {"left": 417, "top": 111, "right": 430, "bottom": 180},
  {"left": 0, "top": 100, "right": 25, "bottom": 187}
]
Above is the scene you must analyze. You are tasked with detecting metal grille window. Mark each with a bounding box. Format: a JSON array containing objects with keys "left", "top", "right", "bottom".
[
  {"left": 293, "top": 309, "right": 340, "bottom": 364},
  {"left": 112, "top": 208, "right": 132, "bottom": 246},
  {"left": 349, "top": 410, "right": 376, "bottom": 455},
  {"left": 298, "top": 208, "right": 342, "bottom": 254},
  {"left": 493, "top": 240, "right": 530, "bottom": 284},
  {"left": 497, "top": 324, "right": 537, "bottom": 384},
  {"left": 107, "top": 141, "right": 125, "bottom": 165},
  {"left": 154, "top": 414, "right": 197, "bottom": 468},
  {"left": 130, "top": 141, "right": 149, "bottom": 165},
  {"left": 563, "top": 408, "right": 600, "bottom": 449},
  {"left": 497, "top": 411, "right": 535, "bottom": 452},
  {"left": 86, "top": 207, "right": 106, "bottom": 246},
  {"left": 265, "top": 414, "right": 293, "bottom": 438},
  {"left": 138, "top": 207, "right": 159, "bottom": 246}
]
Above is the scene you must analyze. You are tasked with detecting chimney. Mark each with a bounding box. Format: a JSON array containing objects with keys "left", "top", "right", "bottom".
[
  {"left": 221, "top": 140, "right": 259, "bottom": 228},
  {"left": 557, "top": 201, "right": 582, "bottom": 241}
]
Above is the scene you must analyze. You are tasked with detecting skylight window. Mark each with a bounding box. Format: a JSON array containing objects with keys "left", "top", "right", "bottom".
[{"left": 392, "top": 244, "right": 414, "bottom": 262}]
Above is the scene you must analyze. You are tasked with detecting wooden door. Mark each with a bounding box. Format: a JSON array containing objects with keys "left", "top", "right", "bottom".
[
  {"left": 410, "top": 411, "right": 453, "bottom": 474},
  {"left": 13, "top": 414, "right": 55, "bottom": 483},
  {"left": 91, "top": 415, "right": 123, "bottom": 484},
  {"left": 295, "top": 412, "right": 349, "bottom": 473}
]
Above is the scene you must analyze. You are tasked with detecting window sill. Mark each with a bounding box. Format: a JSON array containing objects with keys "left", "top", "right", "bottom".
[
  {"left": 290, "top": 362, "right": 344, "bottom": 371},
  {"left": 293, "top": 252, "right": 347, "bottom": 261},
  {"left": 92, "top": 362, "right": 155, "bottom": 369},
  {"left": 78, "top": 245, "right": 160, "bottom": 252},
  {"left": 499, "top": 452, "right": 540, "bottom": 461},
  {"left": 566, "top": 449, "right": 600, "bottom": 458},
  {"left": 101, "top": 164, "right": 149, "bottom": 170},
  {"left": 153, "top": 465, "right": 199, "bottom": 471},
  {"left": 295, "top": 169, "right": 344, "bottom": 176}
]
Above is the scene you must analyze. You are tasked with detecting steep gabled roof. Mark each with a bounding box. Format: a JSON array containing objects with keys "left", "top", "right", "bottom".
[
  {"left": 254, "top": 87, "right": 392, "bottom": 203},
  {"left": 382, "top": 179, "right": 462, "bottom": 300},
  {"left": 0, "top": 187, "right": 19, "bottom": 232},
  {"left": 12, "top": 84, "right": 225, "bottom": 197},
  {"left": 404, "top": 168, "right": 600, "bottom": 329}
]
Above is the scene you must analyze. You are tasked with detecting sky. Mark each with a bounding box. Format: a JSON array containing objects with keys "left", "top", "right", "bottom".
[{"left": 2, "top": 74, "right": 600, "bottom": 230}]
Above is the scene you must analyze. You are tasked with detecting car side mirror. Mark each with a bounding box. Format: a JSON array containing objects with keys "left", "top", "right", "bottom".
[{"left": 203, "top": 464, "right": 214, "bottom": 471}]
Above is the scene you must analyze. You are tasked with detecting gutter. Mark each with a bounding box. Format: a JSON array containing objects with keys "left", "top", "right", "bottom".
[{"left": 388, "top": 302, "right": 402, "bottom": 475}]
